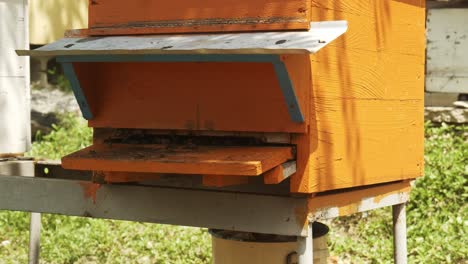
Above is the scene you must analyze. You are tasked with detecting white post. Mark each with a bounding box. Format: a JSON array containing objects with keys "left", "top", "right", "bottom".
[
  {"left": 393, "top": 203, "right": 408, "bottom": 264},
  {"left": 297, "top": 222, "right": 313, "bottom": 264},
  {"left": 0, "top": 0, "right": 31, "bottom": 156},
  {"left": 0, "top": 1, "right": 38, "bottom": 263},
  {"left": 28, "top": 212, "right": 41, "bottom": 264}
]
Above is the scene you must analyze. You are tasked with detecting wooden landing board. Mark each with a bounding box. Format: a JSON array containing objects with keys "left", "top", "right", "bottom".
[
  {"left": 88, "top": 0, "right": 310, "bottom": 35},
  {"left": 62, "top": 144, "right": 294, "bottom": 176},
  {"left": 17, "top": 21, "right": 348, "bottom": 57}
]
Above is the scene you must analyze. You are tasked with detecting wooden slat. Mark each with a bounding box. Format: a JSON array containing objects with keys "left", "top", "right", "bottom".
[
  {"left": 88, "top": 0, "right": 310, "bottom": 35},
  {"left": 92, "top": 128, "right": 292, "bottom": 145},
  {"left": 264, "top": 161, "right": 297, "bottom": 184},
  {"left": 62, "top": 144, "right": 294, "bottom": 176},
  {"left": 17, "top": 21, "right": 348, "bottom": 57}
]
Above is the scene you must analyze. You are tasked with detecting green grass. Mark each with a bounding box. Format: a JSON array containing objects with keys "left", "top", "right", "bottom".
[
  {"left": 3, "top": 114, "right": 211, "bottom": 264},
  {"left": 27, "top": 113, "right": 92, "bottom": 160},
  {"left": 1, "top": 115, "right": 466, "bottom": 263},
  {"left": 0, "top": 213, "right": 211, "bottom": 264}
]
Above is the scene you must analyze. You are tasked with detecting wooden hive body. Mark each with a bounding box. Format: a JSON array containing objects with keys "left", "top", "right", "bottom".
[
  {"left": 293, "top": 0, "right": 426, "bottom": 193},
  {"left": 56, "top": 0, "right": 426, "bottom": 194}
]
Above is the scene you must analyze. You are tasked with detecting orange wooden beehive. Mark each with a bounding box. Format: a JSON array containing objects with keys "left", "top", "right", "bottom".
[{"left": 20, "top": 0, "right": 426, "bottom": 194}]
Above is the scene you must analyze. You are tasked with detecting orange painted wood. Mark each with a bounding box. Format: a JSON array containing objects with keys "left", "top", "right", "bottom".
[
  {"left": 310, "top": 0, "right": 426, "bottom": 57},
  {"left": 74, "top": 55, "right": 310, "bottom": 133},
  {"left": 263, "top": 165, "right": 287, "bottom": 184},
  {"left": 289, "top": 0, "right": 425, "bottom": 193},
  {"left": 62, "top": 144, "right": 294, "bottom": 176},
  {"left": 88, "top": 0, "right": 311, "bottom": 35},
  {"left": 66, "top": 0, "right": 425, "bottom": 194},
  {"left": 291, "top": 98, "right": 424, "bottom": 193},
  {"left": 202, "top": 175, "right": 250, "bottom": 187}
]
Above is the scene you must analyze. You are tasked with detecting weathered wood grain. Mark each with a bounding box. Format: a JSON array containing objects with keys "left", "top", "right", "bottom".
[
  {"left": 0, "top": 0, "right": 31, "bottom": 155},
  {"left": 310, "top": 0, "right": 426, "bottom": 57},
  {"left": 17, "top": 21, "right": 348, "bottom": 57},
  {"left": 289, "top": 0, "right": 425, "bottom": 193},
  {"left": 88, "top": 0, "right": 311, "bottom": 35},
  {"left": 291, "top": 99, "right": 423, "bottom": 193},
  {"left": 309, "top": 180, "right": 411, "bottom": 219},
  {"left": 62, "top": 144, "right": 294, "bottom": 176},
  {"left": 264, "top": 161, "right": 297, "bottom": 184}
]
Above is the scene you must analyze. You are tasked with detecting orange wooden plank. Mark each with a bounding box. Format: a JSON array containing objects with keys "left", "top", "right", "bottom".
[
  {"left": 74, "top": 55, "right": 310, "bottom": 133},
  {"left": 263, "top": 161, "right": 296, "bottom": 184},
  {"left": 62, "top": 144, "right": 294, "bottom": 176},
  {"left": 88, "top": 0, "right": 310, "bottom": 35},
  {"left": 263, "top": 166, "right": 286, "bottom": 185},
  {"left": 87, "top": 23, "right": 309, "bottom": 36}
]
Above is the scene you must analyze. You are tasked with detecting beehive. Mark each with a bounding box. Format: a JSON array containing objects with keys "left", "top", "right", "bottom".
[{"left": 19, "top": 0, "right": 425, "bottom": 194}]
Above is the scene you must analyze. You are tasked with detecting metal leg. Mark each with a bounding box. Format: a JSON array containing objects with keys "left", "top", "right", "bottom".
[
  {"left": 297, "top": 222, "right": 313, "bottom": 264},
  {"left": 393, "top": 203, "right": 407, "bottom": 264},
  {"left": 28, "top": 212, "right": 41, "bottom": 264}
]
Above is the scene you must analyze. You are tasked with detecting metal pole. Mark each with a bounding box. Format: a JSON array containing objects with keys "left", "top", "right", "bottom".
[
  {"left": 28, "top": 212, "right": 41, "bottom": 264},
  {"left": 297, "top": 221, "right": 313, "bottom": 264},
  {"left": 393, "top": 203, "right": 407, "bottom": 264}
]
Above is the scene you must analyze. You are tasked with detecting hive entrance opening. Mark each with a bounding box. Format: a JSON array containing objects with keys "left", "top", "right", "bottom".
[{"left": 62, "top": 129, "right": 297, "bottom": 184}]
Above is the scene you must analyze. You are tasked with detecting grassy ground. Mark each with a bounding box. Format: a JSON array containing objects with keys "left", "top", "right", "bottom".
[{"left": 0, "top": 114, "right": 466, "bottom": 263}]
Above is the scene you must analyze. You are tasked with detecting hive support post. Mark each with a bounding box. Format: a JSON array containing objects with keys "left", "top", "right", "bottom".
[
  {"left": 393, "top": 203, "right": 407, "bottom": 264},
  {"left": 28, "top": 212, "right": 41, "bottom": 264},
  {"left": 297, "top": 221, "right": 313, "bottom": 264}
]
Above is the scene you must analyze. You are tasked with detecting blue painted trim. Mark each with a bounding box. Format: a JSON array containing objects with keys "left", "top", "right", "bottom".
[
  {"left": 57, "top": 54, "right": 304, "bottom": 123},
  {"left": 272, "top": 61, "right": 305, "bottom": 123},
  {"left": 61, "top": 62, "right": 93, "bottom": 120}
]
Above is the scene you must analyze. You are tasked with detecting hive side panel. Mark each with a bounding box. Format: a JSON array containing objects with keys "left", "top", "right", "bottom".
[{"left": 291, "top": 0, "right": 425, "bottom": 193}]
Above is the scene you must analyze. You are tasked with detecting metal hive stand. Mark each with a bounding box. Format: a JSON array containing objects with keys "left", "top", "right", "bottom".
[{"left": 0, "top": 160, "right": 409, "bottom": 264}]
